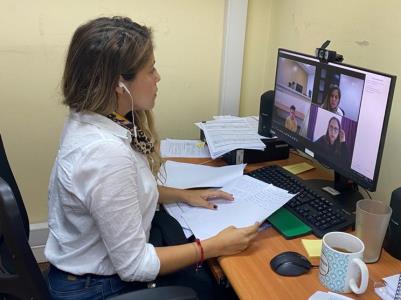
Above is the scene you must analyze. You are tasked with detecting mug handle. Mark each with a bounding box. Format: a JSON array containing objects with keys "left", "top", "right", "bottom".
[{"left": 349, "top": 258, "right": 369, "bottom": 294}]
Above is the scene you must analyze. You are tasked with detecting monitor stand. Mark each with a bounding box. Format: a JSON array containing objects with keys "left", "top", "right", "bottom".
[{"left": 305, "top": 171, "right": 363, "bottom": 215}]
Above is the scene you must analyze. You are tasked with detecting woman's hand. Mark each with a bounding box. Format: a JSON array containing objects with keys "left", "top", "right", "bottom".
[
  {"left": 205, "top": 223, "right": 259, "bottom": 257},
  {"left": 181, "top": 189, "right": 234, "bottom": 210},
  {"left": 339, "top": 129, "right": 346, "bottom": 143}
]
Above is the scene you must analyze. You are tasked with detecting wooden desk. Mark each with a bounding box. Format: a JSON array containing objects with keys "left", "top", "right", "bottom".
[
  {"left": 170, "top": 154, "right": 401, "bottom": 299},
  {"left": 218, "top": 228, "right": 401, "bottom": 299}
]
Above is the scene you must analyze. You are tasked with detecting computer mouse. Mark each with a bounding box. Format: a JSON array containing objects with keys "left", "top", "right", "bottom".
[{"left": 270, "top": 251, "right": 312, "bottom": 276}]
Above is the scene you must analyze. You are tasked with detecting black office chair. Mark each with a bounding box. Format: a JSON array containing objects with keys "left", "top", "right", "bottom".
[{"left": 0, "top": 134, "right": 197, "bottom": 300}]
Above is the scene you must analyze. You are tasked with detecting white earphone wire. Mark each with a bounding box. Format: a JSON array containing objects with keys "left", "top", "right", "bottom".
[{"left": 119, "top": 82, "right": 137, "bottom": 138}]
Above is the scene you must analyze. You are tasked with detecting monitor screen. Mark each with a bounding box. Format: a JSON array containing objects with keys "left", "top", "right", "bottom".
[{"left": 271, "top": 49, "right": 396, "bottom": 191}]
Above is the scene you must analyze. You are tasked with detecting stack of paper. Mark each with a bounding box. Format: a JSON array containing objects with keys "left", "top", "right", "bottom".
[
  {"left": 159, "top": 160, "right": 296, "bottom": 240},
  {"left": 159, "top": 161, "right": 247, "bottom": 238},
  {"left": 181, "top": 175, "right": 295, "bottom": 240},
  {"left": 196, "top": 116, "right": 267, "bottom": 159}
]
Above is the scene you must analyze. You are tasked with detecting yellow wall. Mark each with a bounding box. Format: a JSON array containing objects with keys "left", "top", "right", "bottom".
[
  {"left": 0, "top": 0, "right": 225, "bottom": 223},
  {"left": 2, "top": 0, "right": 400, "bottom": 223},
  {"left": 240, "top": 0, "right": 273, "bottom": 115},
  {"left": 241, "top": 0, "right": 401, "bottom": 204}
]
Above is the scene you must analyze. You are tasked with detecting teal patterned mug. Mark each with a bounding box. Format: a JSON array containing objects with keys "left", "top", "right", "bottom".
[{"left": 319, "top": 232, "right": 369, "bottom": 294}]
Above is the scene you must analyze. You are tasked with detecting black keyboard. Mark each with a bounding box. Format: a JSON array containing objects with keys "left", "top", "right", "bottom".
[{"left": 247, "top": 165, "right": 355, "bottom": 238}]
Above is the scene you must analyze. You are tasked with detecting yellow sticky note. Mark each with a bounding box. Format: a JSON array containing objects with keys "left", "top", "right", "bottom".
[
  {"left": 301, "top": 239, "right": 322, "bottom": 258},
  {"left": 283, "top": 162, "right": 314, "bottom": 175},
  {"left": 196, "top": 142, "right": 205, "bottom": 148}
]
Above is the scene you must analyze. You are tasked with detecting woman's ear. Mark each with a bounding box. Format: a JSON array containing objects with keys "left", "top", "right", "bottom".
[{"left": 115, "top": 84, "right": 124, "bottom": 95}]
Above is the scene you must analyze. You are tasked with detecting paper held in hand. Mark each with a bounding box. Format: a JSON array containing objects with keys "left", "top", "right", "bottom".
[{"left": 181, "top": 175, "right": 296, "bottom": 240}]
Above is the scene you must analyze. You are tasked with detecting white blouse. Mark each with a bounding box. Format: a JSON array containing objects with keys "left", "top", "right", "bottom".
[{"left": 45, "top": 111, "right": 160, "bottom": 282}]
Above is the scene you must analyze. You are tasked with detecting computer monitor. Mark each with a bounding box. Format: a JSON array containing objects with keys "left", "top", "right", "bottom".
[{"left": 271, "top": 48, "right": 396, "bottom": 195}]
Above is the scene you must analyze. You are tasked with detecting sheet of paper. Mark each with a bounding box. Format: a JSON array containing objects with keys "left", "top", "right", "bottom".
[
  {"left": 181, "top": 175, "right": 295, "bottom": 240},
  {"left": 308, "top": 291, "right": 354, "bottom": 300},
  {"left": 283, "top": 162, "right": 315, "bottom": 175},
  {"left": 301, "top": 239, "right": 322, "bottom": 258},
  {"left": 158, "top": 160, "right": 246, "bottom": 189},
  {"left": 162, "top": 202, "right": 194, "bottom": 238},
  {"left": 160, "top": 139, "right": 210, "bottom": 158}
]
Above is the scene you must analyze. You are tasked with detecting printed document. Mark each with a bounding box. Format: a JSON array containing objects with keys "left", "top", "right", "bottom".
[
  {"left": 181, "top": 175, "right": 295, "bottom": 240},
  {"left": 160, "top": 139, "right": 210, "bottom": 158}
]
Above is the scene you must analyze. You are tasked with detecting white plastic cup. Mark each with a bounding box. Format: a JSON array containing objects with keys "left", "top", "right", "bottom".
[{"left": 355, "top": 199, "right": 392, "bottom": 263}]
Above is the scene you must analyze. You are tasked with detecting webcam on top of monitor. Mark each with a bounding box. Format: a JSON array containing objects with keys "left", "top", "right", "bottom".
[{"left": 315, "top": 40, "right": 344, "bottom": 63}]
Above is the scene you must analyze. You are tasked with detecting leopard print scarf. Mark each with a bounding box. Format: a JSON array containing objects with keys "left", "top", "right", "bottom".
[{"left": 106, "top": 112, "right": 154, "bottom": 155}]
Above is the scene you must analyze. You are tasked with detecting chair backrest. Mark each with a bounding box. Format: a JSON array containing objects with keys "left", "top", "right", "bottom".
[
  {"left": 0, "top": 134, "right": 50, "bottom": 299},
  {"left": 0, "top": 177, "right": 50, "bottom": 299},
  {"left": 0, "top": 135, "right": 29, "bottom": 237}
]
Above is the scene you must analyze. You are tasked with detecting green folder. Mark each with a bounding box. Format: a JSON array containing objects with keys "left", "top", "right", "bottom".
[{"left": 267, "top": 207, "right": 312, "bottom": 239}]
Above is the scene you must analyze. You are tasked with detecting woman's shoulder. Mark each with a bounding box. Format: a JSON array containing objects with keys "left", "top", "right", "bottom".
[{"left": 315, "top": 135, "right": 326, "bottom": 143}]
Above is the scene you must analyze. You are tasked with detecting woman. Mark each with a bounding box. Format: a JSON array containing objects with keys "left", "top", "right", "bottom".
[
  {"left": 45, "top": 16, "right": 259, "bottom": 300},
  {"left": 321, "top": 85, "right": 344, "bottom": 116},
  {"left": 315, "top": 117, "right": 349, "bottom": 163}
]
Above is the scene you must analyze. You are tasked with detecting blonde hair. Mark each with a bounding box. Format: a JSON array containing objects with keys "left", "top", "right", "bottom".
[{"left": 136, "top": 110, "right": 162, "bottom": 175}]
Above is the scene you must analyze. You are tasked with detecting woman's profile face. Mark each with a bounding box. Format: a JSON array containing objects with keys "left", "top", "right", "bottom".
[
  {"left": 328, "top": 118, "right": 339, "bottom": 144},
  {"left": 118, "top": 54, "right": 160, "bottom": 115},
  {"left": 329, "top": 89, "right": 340, "bottom": 110},
  {"left": 127, "top": 52, "right": 161, "bottom": 111}
]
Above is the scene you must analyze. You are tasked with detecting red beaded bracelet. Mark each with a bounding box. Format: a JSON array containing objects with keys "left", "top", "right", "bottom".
[{"left": 195, "top": 238, "right": 204, "bottom": 271}]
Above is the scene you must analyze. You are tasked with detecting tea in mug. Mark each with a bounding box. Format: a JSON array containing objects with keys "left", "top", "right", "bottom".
[{"left": 332, "top": 247, "right": 353, "bottom": 253}]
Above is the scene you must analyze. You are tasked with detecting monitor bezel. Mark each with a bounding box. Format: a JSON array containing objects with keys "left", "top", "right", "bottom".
[{"left": 271, "top": 48, "right": 396, "bottom": 191}]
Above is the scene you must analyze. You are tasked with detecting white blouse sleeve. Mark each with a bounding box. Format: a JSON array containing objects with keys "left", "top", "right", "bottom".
[{"left": 71, "top": 140, "right": 160, "bottom": 282}]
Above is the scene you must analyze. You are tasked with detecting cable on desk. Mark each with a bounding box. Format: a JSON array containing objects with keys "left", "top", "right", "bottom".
[{"left": 361, "top": 188, "right": 372, "bottom": 199}]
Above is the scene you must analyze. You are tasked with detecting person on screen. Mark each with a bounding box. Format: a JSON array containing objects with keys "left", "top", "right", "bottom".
[
  {"left": 285, "top": 105, "right": 298, "bottom": 132},
  {"left": 45, "top": 16, "right": 259, "bottom": 300},
  {"left": 321, "top": 85, "right": 344, "bottom": 116},
  {"left": 315, "top": 117, "right": 349, "bottom": 163}
]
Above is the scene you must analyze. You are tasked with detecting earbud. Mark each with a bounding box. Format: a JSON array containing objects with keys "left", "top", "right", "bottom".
[
  {"left": 119, "top": 81, "right": 130, "bottom": 95},
  {"left": 118, "top": 81, "right": 137, "bottom": 138}
]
